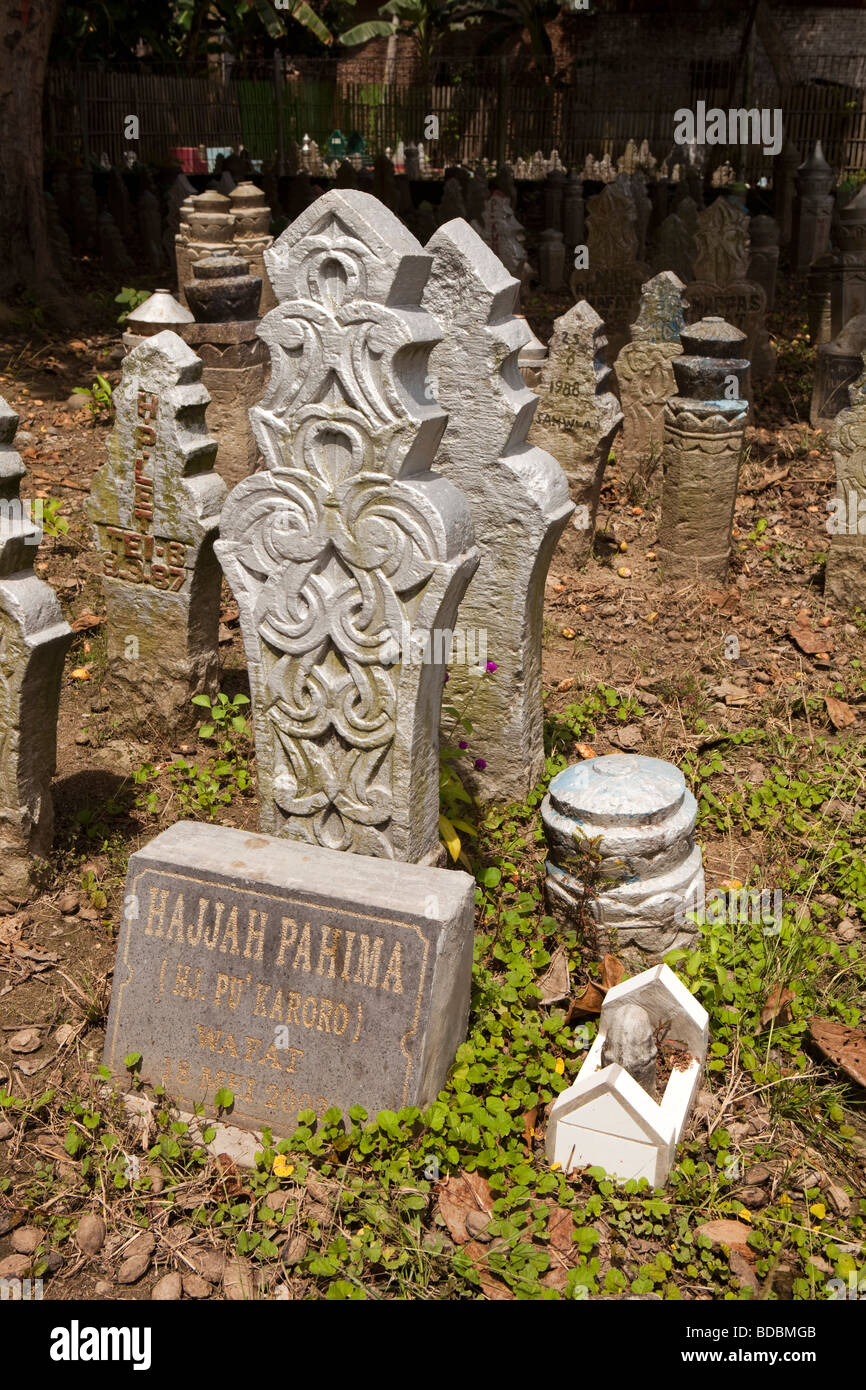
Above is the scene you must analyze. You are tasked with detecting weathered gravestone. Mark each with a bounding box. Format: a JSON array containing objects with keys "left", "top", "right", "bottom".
[
  {"left": 826, "top": 354, "right": 866, "bottom": 610},
  {"left": 570, "top": 179, "right": 649, "bottom": 356},
  {"left": 658, "top": 317, "right": 749, "bottom": 583},
  {"left": 479, "top": 191, "right": 528, "bottom": 284},
  {"left": 215, "top": 190, "right": 479, "bottom": 865},
  {"left": 86, "top": 331, "right": 227, "bottom": 726},
  {"left": 792, "top": 141, "right": 834, "bottom": 274},
  {"left": 528, "top": 301, "right": 623, "bottom": 560},
  {"left": 423, "top": 219, "right": 573, "bottom": 801},
  {"left": 652, "top": 210, "right": 695, "bottom": 284},
  {"left": 747, "top": 214, "right": 780, "bottom": 311},
  {"left": 811, "top": 314, "right": 866, "bottom": 430},
  {"left": 614, "top": 271, "right": 686, "bottom": 476},
  {"left": 0, "top": 400, "right": 72, "bottom": 903},
  {"left": 104, "top": 821, "right": 475, "bottom": 1128},
  {"left": 685, "top": 197, "right": 771, "bottom": 384}
]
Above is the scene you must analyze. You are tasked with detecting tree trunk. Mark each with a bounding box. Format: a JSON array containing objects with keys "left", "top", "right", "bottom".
[{"left": 0, "top": 0, "right": 67, "bottom": 318}]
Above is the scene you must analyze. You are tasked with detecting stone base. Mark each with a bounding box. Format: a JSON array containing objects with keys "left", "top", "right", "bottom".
[{"left": 825, "top": 537, "right": 866, "bottom": 611}]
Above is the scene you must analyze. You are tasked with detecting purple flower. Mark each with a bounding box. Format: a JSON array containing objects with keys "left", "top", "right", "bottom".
[
  {"left": 474, "top": 758, "right": 487, "bottom": 771},
  {"left": 486, "top": 661, "right": 498, "bottom": 673},
  {"left": 444, "top": 673, "right": 449, "bottom": 683},
  {"left": 458, "top": 740, "right": 468, "bottom": 750}
]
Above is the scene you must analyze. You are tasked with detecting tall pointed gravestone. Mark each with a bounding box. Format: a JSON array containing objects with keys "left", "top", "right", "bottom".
[
  {"left": 423, "top": 219, "right": 573, "bottom": 802},
  {"left": 826, "top": 355, "right": 866, "bottom": 611},
  {"left": 528, "top": 301, "right": 623, "bottom": 561},
  {"left": 86, "top": 331, "right": 227, "bottom": 726},
  {"left": 0, "top": 401, "right": 72, "bottom": 902},
  {"left": 216, "top": 190, "right": 479, "bottom": 865},
  {"left": 614, "top": 272, "right": 686, "bottom": 475}
]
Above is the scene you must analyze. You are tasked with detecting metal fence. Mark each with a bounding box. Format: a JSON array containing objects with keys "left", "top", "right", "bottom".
[{"left": 45, "top": 50, "right": 866, "bottom": 182}]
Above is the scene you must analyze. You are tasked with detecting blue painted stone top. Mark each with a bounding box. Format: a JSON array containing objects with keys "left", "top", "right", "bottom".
[{"left": 547, "top": 753, "right": 686, "bottom": 828}]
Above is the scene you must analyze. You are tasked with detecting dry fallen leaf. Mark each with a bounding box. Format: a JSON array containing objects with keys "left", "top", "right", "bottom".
[
  {"left": 760, "top": 984, "right": 795, "bottom": 1029},
  {"left": 70, "top": 612, "right": 105, "bottom": 632},
  {"left": 788, "top": 624, "right": 834, "bottom": 656},
  {"left": 568, "top": 954, "right": 623, "bottom": 1018},
  {"left": 522, "top": 1106, "right": 538, "bottom": 1154},
  {"left": 437, "top": 1171, "right": 494, "bottom": 1246},
  {"left": 711, "top": 680, "right": 751, "bottom": 706},
  {"left": 809, "top": 1018, "right": 866, "bottom": 1089},
  {"left": 575, "top": 743, "right": 595, "bottom": 760},
  {"left": 825, "top": 696, "right": 855, "bottom": 730},
  {"left": 697, "top": 1219, "right": 754, "bottom": 1257},
  {"left": 561, "top": 626, "right": 576, "bottom": 639},
  {"left": 9, "top": 1027, "right": 41, "bottom": 1053},
  {"left": 538, "top": 945, "right": 571, "bottom": 1004},
  {"left": 70, "top": 668, "right": 91, "bottom": 681}
]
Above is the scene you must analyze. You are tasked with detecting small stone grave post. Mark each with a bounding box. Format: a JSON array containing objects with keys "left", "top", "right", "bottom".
[
  {"left": 86, "top": 331, "right": 227, "bottom": 726},
  {"left": 792, "top": 142, "right": 835, "bottom": 273},
  {"left": 658, "top": 316, "right": 749, "bottom": 582},
  {"left": 528, "top": 301, "right": 623, "bottom": 560},
  {"left": 0, "top": 400, "right": 72, "bottom": 902},
  {"left": 570, "top": 179, "right": 649, "bottom": 355},
  {"left": 230, "top": 182, "right": 276, "bottom": 314}
]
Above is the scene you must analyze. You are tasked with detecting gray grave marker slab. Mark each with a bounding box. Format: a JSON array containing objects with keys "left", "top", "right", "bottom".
[{"left": 104, "top": 821, "right": 475, "bottom": 1128}]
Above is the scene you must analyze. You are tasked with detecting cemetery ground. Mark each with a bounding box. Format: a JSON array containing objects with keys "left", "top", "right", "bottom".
[{"left": 0, "top": 275, "right": 864, "bottom": 1304}]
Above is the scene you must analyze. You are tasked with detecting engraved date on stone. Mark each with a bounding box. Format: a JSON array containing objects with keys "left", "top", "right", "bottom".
[{"left": 100, "top": 526, "right": 188, "bottom": 590}]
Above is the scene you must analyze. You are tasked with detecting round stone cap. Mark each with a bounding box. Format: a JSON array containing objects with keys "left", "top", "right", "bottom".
[
  {"left": 679, "top": 317, "right": 746, "bottom": 358},
  {"left": 547, "top": 754, "right": 687, "bottom": 828},
  {"left": 126, "top": 289, "right": 194, "bottom": 327}
]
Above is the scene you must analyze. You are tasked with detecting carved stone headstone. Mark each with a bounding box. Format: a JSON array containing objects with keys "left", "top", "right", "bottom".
[
  {"left": 373, "top": 154, "right": 398, "bottom": 212},
  {"left": 424, "top": 219, "right": 573, "bottom": 801},
  {"left": 465, "top": 172, "right": 488, "bottom": 224},
  {"left": 336, "top": 160, "right": 358, "bottom": 190},
  {"left": 685, "top": 198, "right": 770, "bottom": 383},
  {"left": 658, "top": 317, "right": 749, "bottom": 582},
  {"left": 528, "top": 301, "right": 623, "bottom": 560},
  {"left": 811, "top": 315, "right": 866, "bottom": 430},
  {"left": 0, "top": 400, "right": 72, "bottom": 902},
  {"left": 570, "top": 180, "right": 649, "bottom": 355},
  {"left": 479, "top": 191, "right": 528, "bottom": 283},
  {"left": 793, "top": 142, "right": 834, "bottom": 274},
  {"left": 826, "top": 356, "right": 866, "bottom": 610},
  {"left": 98, "top": 211, "right": 135, "bottom": 277},
  {"left": 614, "top": 272, "right": 686, "bottom": 475},
  {"left": 629, "top": 173, "right": 652, "bottom": 262},
  {"left": 86, "top": 331, "right": 227, "bottom": 725},
  {"left": 215, "top": 190, "right": 479, "bottom": 864},
  {"left": 653, "top": 211, "right": 695, "bottom": 283},
  {"left": 230, "top": 183, "right": 276, "bottom": 314}
]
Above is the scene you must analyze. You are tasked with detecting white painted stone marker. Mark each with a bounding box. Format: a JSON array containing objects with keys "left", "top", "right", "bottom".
[
  {"left": 423, "top": 219, "right": 573, "bottom": 800},
  {"left": 216, "top": 190, "right": 478, "bottom": 864},
  {"left": 542, "top": 753, "right": 704, "bottom": 956},
  {"left": 546, "top": 963, "right": 708, "bottom": 1186}
]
